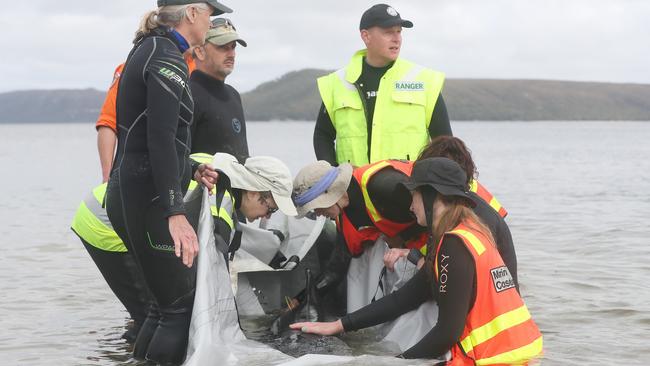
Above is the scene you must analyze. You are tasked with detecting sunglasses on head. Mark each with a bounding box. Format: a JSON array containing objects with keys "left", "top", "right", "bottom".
[{"left": 210, "top": 17, "right": 236, "bottom": 30}]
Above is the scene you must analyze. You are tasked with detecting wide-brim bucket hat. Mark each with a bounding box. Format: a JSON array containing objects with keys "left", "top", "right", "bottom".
[
  {"left": 292, "top": 161, "right": 353, "bottom": 218},
  {"left": 211, "top": 153, "right": 297, "bottom": 216}
]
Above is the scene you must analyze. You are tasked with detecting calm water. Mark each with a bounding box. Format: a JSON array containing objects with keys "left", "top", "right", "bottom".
[{"left": 0, "top": 121, "right": 649, "bottom": 365}]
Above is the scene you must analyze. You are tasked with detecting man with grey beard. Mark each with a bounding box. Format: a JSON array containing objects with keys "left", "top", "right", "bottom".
[{"left": 190, "top": 18, "right": 249, "bottom": 163}]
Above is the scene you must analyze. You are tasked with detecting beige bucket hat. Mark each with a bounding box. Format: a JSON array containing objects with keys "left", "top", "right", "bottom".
[
  {"left": 292, "top": 161, "right": 353, "bottom": 217},
  {"left": 211, "top": 153, "right": 297, "bottom": 216}
]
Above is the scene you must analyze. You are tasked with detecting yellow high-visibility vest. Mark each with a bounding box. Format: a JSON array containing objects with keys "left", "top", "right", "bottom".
[{"left": 318, "top": 49, "right": 445, "bottom": 166}]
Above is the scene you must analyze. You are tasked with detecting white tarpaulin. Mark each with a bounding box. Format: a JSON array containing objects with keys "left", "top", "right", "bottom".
[
  {"left": 183, "top": 187, "right": 292, "bottom": 366},
  {"left": 346, "top": 237, "right": 444, "bottom": 353}
]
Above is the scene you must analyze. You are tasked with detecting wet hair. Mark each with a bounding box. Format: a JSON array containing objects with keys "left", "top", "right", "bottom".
[
  {"left": 134, "top": 3, "right": 210, "bottom": 43},
  {"left": 418, "top": 136, "right": 476, "bottom": 188}
]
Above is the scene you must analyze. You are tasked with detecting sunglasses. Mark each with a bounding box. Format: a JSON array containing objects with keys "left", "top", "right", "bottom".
[
  {"left": 260, "top": 196, "right": 278, "bottom": 215},
  {"left": 210, "top": 17, "right": 236, "bottom": 30}
]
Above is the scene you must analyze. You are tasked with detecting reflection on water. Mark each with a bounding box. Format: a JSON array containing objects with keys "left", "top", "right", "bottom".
[{"left": 1, "top": 121, "right": 649, "bottom": 365}]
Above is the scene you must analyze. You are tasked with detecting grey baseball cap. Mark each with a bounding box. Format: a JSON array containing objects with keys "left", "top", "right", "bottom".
[
  {"left": 205, "top": 18, "right": 247, "bottom": 47},
  {"left": 157, "top": 0, "right": 233, "bottom": 16}
]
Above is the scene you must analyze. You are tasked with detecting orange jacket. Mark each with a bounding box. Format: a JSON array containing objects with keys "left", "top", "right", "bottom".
[
  {"left": 95, "top": 56, "right": 196, "bottom": 132},
  {"left": 338, "top": 160, "right": 427, "bottom": 256},
  {"left": 436, "top": 222, "right": 542, "bottom": 365}
]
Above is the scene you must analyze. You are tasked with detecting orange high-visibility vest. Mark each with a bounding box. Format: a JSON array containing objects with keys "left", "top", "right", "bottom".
[
  {"left": 435, "top": 222, "right": 542, "bottom": 365},
  {"left": 338, "top": 160, "right": 427, "bottom": 255},
  {"left": 470, "top": 180, "right": 508, "bottom": 218}
]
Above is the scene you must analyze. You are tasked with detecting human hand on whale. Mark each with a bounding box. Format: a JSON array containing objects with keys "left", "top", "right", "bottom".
[{"left": 290, "top": 319, "right": 344, "bottom": 336}]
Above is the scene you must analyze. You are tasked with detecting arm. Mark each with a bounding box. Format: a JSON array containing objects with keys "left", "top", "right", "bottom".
[
  {"left": 428, "top": 94, "right": 452, "bottom": 138},
  {"left": 496, "top": 220, "right": 519, "bottom": 291},
  {"left": 96, "top": 65, "right": 122, "bottom": 182},
  {"left": 97, "top": 126, "right": 117, "bottom": 182},
  {"left": 400, "top": 236, "right": 474, "bottom": 359},
  {"left": 313, "top": 103, "right": 338, "bottom": 165},
  {"left": 341, "top": 266, "right": 434, "bottom": 331},
  {"left": 291, "top": 266, "right": 433, "bottom": 335},
  {"left": 145, "top": 53, "right": 197, "bottom": 267},
  {"left": 312, "top": 230, "right": 351, "bottom": 298},
  {"left": 145, "top": 58, "right": 188, "bottom": 217}
]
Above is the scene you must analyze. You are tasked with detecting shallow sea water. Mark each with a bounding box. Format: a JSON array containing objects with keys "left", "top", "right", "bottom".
[{"left": 0, "top": 121, "right": 649, "bottom": 365}]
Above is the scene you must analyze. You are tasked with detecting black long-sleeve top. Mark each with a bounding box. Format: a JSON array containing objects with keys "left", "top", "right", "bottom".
[
  {"left": 114, "top": 28, "right": 193, "bottom": 217},
  {"left": 189, "top": 70, "right": 249, "bottom": 163},
  {"left": 341, "top": 235, "right": 475, "bottom": 359}
]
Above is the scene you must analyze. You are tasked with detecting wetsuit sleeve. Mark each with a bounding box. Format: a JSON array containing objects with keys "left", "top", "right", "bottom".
[
  {"left": 428, "top": 94, "right": 452, "bottom": 138},
  {"left": 189, "top": 87, "right": 203, "bottom": 149},
  {"left": 234, "top": 90, "right": 250, "bottom": 158},
  {"left": 315, "top": 230, "right": 352, "bottom": 297},
  {"left": 145, "top": 55, "right": 189, "bottom": 217},
  {"left": 313, "top": 103, "right": 338, "bottom": 166},
  {"left": 496, "top": 221, "right": 518, "bottom": 291},
  {"left": 341, "top": 266, "right": 433, "bottom": 331},
  {"left": 400, "top": 236, "right": 474, "bottom": 359}
]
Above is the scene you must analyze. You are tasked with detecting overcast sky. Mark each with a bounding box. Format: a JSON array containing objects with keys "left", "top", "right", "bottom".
[{"left": 2, "top": 0, "right": 649, "bottom": 93}]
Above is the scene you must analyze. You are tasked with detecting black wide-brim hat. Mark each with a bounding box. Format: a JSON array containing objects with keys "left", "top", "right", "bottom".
[{"left": 401, "top": 157, "right": 476, "bottom": 207}]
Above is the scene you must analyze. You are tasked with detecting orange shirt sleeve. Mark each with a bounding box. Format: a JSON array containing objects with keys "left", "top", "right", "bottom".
[{"left": 95, "top": 64, "right": 125, "bottom": 132}]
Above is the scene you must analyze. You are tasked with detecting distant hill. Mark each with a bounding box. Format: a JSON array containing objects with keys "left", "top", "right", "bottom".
[
  {"left": 0, "top": 88, "right": 105, "bottom": 123},
  {"left": 240, "top": 69, "right": 650, "bottom": 121},
  {"left": 2, "top": 70, "right": 649, "bottom": 123}
]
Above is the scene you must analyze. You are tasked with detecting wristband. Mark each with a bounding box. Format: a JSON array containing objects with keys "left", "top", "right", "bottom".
[{"left": 407, "top": 248, "right": 423, "bottom": 265}]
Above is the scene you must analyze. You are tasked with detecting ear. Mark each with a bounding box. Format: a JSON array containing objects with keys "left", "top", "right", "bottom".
[
  {"left": 360, "top": 29, "right": 370, "bottom": 45},
  {"left": 186, "top": 5, "right": 197, "bottom": 24},
  {"left": 194, "top": 45, "right": 207, "bottom": 61}
]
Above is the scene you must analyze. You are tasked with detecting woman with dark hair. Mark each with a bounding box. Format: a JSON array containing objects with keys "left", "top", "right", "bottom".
[
  {"left": 385, "top": 135, "right": 518, "bottom": 289},
  {"left": 291, "top": 158, "right": 542, "bottom": 364},
  {"left": 105, "top": 1, "right": 229, "bottom": 363}
]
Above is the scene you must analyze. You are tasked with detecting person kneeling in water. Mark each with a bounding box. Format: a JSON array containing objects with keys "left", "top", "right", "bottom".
[{"left": 291, "top": 158, "right": 542, "bottom": 364}]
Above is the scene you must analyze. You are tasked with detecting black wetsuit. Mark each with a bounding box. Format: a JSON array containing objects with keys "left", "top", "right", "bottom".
[
  {"left": 313, "top": 59, "right": 453, "bottom": 165},
  {"left": 189, "top": 70, "right": 249, "bottom": 163},
  {"left": 341, "top": 235, "right": 474, "bottom": 359},
  {"left": 105, "top": 27, "right": 196, "bottom": 365}
]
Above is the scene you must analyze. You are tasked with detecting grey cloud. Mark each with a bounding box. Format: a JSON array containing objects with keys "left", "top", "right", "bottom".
[{"left": 2, "top": 0, "right": 649, "bottom": 93}]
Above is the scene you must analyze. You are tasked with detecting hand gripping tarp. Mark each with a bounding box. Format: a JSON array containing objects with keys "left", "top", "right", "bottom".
[
  {"left": 346, "top": 237, "right": 442, "bottom": 354},
  {"left": 183, "top": 187, "right": 292, "bottom": 366}
]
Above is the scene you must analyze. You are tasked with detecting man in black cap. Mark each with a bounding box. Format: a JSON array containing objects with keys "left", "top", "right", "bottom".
[{"left": 314, "top": 3, "right": 452, "bottom": 168}]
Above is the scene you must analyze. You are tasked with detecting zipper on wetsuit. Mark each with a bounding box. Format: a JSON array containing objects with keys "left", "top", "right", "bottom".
[{"left": 354, "top": 82, "right": 372, "bottom": 163}]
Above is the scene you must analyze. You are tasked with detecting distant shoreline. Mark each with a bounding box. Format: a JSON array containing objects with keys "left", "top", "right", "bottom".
[{"left": 2, "top": 70, "right": 649, "bottom": 123}]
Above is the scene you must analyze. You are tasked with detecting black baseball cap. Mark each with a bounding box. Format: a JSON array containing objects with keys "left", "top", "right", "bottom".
[
  {"left": 157, "top": 0, "right": 233, "bottom": 16},
  {"left": 401, "top": 157, "right": 476, "bottom": 207},
  {"left": 359, "top": 4, "right": 413, "bottom": 30}
]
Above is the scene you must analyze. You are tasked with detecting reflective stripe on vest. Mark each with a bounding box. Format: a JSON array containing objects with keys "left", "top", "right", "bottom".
[
  {"left": 71, "top": 183, "right": 126, "bottom": 252},
  {"left": 435, "top": 223, "right": 543, "bottom": 365},
  {"left": 339, "top": 159, "right": 426, "bottom": 255},
  {"left": 470, "top": 180, "right": 508, "bottom": 218},
  {"left": 189, "top": 152, "right": 235, "bottom": 230},
  {"left": 317, "top": 49, "right": 445, "bottom": 166}
]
